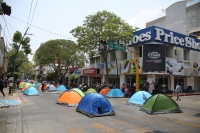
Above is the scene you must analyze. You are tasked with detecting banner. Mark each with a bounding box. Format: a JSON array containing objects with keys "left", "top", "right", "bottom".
[
  {"left": 165, "top": 58, "right": 184, "bottom": 75},
  {"left": 190, "top": 62, "right": 200, "bottom": 76},
  {"left": 143, "top": 44, "right": 166, "bottom": 71},
  {"left": 120, "top": 58, "right": 142, "bottom": 74},
  {"left": 100, "top": 61, "right": 117, "bottom": 75},
  {"left": 83, "top": 68, "right": 97, "bottom": 76}
]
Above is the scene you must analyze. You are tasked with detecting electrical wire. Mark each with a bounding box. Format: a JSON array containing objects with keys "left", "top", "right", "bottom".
[
  {"left": 1, "top": 15, "right": 17, "bottom": 31},
  {"left": 2, "top": 15, "right": 12, "bottom": 41},
  {"left": 28, "top": 0, "right": 38, "bottom": 34},
  {"left": 10, "top": 15, "right": 73, "bottom": 39},
  {"left": 26, "top": 0, "right": 33, "bottom": 29},
  {"left": 1, "top": 27, "right": 10, "bottom": 45}
]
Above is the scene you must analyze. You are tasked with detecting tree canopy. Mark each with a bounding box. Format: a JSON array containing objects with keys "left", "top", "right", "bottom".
[
  {"left": 33, "top": 39, "right": 88, "bottom": 84},
  {"left": 7, "top": 30, "right": 32, "bottom": 80},
  {"left": 70, "top": 10, "right": 138, "bottom": 83}
]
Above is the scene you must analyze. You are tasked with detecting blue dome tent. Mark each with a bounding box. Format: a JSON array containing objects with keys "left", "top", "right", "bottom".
[
  {"left": 106, "top": 88, "right": 124, "bottom": 98},
  {"left": 57, "top": 85, "right": 67, "bottom": 91},
  {"left": 23, "top": 87, "right": 39, "bottom": 96},
  {"left": 76, "top": 93, "right": 115, "bottom": 118},
  {"left": 127, "top": 91, "right": 152, "bottom": 106}
]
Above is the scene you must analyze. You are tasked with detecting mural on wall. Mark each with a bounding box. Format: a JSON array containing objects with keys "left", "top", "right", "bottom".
[
  {"left": 120, "top": 58, "right": 143, "bottom": 74},
  {"left": 190, "top": 62, "right": 200, "bottom": 76},
  {"left": 100, "top": 61, "right": 117, "bottom": 75},
  {"left": 165, "top": 58, "right": 184, "bottom": 75}
]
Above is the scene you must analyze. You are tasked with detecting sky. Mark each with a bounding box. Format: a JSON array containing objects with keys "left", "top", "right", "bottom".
[{"left": 1, "top": 0, "right": 181, "bottom": 61}]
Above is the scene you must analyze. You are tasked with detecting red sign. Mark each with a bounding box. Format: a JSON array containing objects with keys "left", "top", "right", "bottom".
[{"left": 83, "top": 68, "right": 97, "bottom": 76}]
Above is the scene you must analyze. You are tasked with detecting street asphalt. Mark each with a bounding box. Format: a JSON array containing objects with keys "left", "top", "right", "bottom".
[{"left": 0, "top": 87, "right": 200, "bottom": 133}]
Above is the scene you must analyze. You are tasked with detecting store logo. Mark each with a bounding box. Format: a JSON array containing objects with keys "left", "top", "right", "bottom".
[{"left": 148, "top": 52, "right": 160, "bottom": 59}]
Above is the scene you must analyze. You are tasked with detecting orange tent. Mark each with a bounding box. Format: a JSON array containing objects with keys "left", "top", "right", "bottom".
[
  {"left": 19, "top": 82, "right": 26, "bottom": 86},
  {"left": 100, "top": 87, "right": 110, "bottom": 95},
  {"left": 37, "top": 84, "right": 42, "bottom": 90},
  {"left": 44, "top": 84, "right": 49, "bottom": 90},
  {"left": 22, "top": 85, "right": 30, "bottom": 92},
  {"left": 57, "top": 91, "right": 82, "bottom": 106}
]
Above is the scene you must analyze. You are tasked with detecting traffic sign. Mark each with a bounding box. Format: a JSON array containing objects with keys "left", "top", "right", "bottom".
[{"left": 107, "top": 42, "right": 126, "bottom": 52}]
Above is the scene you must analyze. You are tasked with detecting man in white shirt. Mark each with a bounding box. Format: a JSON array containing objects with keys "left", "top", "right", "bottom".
[{"left": 175, "top": 84, "right": 182, "bottom": 101}]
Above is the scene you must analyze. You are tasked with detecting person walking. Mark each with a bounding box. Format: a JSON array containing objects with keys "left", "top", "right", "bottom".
[
  {"left": 175, "top": 83, "right": 182, "bottom": 101},
  {"left": 0, "top": 78, "right": 5, "bottom": 97}
]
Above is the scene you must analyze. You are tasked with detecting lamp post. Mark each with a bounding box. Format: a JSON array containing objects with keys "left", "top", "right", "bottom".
[{"left": 9, "top": 27, "right": 30, "bottom": 95}]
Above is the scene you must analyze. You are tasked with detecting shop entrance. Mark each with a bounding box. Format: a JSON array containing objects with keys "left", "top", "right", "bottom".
[
  {"left": 156, "top": 76, "right": 169, "bottom": 89},
  {"left": 127, "top": 76, "right": 147, "bottom": 88},
  {"left": 174, "top": 77, "right": 185, "bottom": 90}
]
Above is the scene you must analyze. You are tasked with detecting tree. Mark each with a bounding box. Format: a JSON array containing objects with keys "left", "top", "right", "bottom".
[
  {"left": 70, "top": 10, "right": 138, "bottom": 84},
  {"left": 33, "top": 39, "right": 88, "bottom": 85},
  {"left": 7, "top": 31, "right": 32, "bottom": 80},
  {"left": 7, "top": 50, "right": 29, "bottom": 79},
  {"left": 69, "top": 73, "right": 80, "bottom": 85}
]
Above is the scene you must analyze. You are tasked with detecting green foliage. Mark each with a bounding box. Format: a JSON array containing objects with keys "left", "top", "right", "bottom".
[
  {"left": 7, "top": 50, "right": 29, "bottom": 78},
  {"left": 70, "top": 10, "right": 137, "bottom": 54},
  {"left": 12, "top": 31, "right": 22, "bottom": 43},
  {"left": 11, "top": 31, "right": 32, "bottom": 55},
  {"left": 33, "top": 39, "right": 88, "bottom": 83},
  {"left": 69, "top": 73, "right": 80, "bottom": 80}
]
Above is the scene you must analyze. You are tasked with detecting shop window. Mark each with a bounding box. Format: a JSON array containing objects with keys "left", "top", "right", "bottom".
[
  {"left": 110, "top": 51, "right": 115, "bottom": 61},
  {"left": 166, "top": 45, "right": 173, "bottom": 58},
  {"left": 121, "top": 51, "right": 127, "bottom": 60},
  {"left": 184, "top": 49, "right": 190, "bottom": 61}
]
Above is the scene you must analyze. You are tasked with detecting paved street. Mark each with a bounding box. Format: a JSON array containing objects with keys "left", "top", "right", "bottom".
[{"left": 0, "top": 89, "right": 200, "bottom": 133}]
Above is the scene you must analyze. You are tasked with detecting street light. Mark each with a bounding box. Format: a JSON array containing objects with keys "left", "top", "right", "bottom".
[{"left": 9, "top": 27, "right": 32, "bottom": 95}]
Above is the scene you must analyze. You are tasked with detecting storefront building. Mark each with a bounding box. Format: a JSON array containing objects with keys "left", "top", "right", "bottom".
[
  {"left": 82, "top": 68, "right": 101, "bottom": 85},
  {"left": 128, "top": 25, "right": 200, "bottom": 92},
  {"left": 88, "top": 0, "right": 200, "bottom": 92}
]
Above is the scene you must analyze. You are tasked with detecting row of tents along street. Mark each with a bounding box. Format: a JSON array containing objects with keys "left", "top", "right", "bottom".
[{"left": 18, "top": 81, "right": 182, "bottom": 117}]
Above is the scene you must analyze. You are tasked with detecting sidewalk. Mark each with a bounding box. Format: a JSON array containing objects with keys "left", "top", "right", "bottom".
[{"left": 0, "top": 87, "right": 23, "bottom": 133}]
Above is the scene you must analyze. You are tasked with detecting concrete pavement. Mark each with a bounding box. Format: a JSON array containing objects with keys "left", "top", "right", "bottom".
[
  {"left": 0, "top": 87, "right": 200, "bottom": 133},
  {"left": 0, "top": 87, "right": 23, "bottom": 133}
]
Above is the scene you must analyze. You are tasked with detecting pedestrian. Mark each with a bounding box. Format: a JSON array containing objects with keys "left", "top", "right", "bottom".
[
  {"left": 175, "top": 83, "right": 182, "bottom": 101},
  {"left": 121, "top": 83, "right": 125, "bottom": 93},
  {"left": 41, "top": 81, "right": 44, "bottom": 92},
  {"left": 4, "top": 79, "right": 8, "bottom": 88},
  {"left": 0, "top": 78, "right": 5, "bottom": 97}
]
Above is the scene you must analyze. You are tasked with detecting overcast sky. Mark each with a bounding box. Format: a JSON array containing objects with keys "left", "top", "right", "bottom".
[{"left": 1, "top": 0, "right": 180, "bottom": 61}]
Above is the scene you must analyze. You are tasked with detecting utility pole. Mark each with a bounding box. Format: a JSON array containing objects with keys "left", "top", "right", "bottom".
[
  {"left": 127, "top": 48, "right": 140, "bottom": 92},
  {"left": 10, "top": 27, "right": 29, "bottom": 95}
]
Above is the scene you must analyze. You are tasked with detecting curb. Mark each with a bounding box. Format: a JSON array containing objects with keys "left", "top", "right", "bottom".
[{"left": 17, "top": 93, "right": 24, "bottom": 105}]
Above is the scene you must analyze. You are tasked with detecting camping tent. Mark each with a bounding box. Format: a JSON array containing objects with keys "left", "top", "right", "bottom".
[
  {"left": 76, "top": 93, "right": 115, "bottom": 117},
  {"left": 23, "top": 87, "right": 39, "bottom": 96},
  {"left": 34, "top": 83, "right": 41, "bottom": 89},
  {"left": 140, "top": 94, "right": 182, "bottom": 114},
  {"left": 100, "top": 87, "right": 110, "bottom": 95},
  {"left": 22, "top": 85, "right": 30, "bottom": 92},
  {"left": 72, "top": 88, "right": 85, "bottom": 97},
  {"left": 106, "top": 88, "right": 124, "bottom": 98},
  {"left": 127, "top": 91, "right": 152, "bottom": 106},
  {"left": 44, "top": 84, "right": 49, "bottom": 90},
  {"left": 57, "top": 85, "right": 67, "bottom": 91},
  {"left": 46, "top": 85, "right": 58, "bottom": 93},
  {"left": 57, "top": 90, "right": 82, "bottom": 106},
  {"left": 37, "top": 84, "right": 42, "bottom": 90},
  {"left": 85, "top": 88, "right": 97, "bottom": 95}
]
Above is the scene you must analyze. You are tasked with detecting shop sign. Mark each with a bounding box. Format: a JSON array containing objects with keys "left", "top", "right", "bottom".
[
  {"left": 190, "top": 62, "right": 200, "bottom": 76},
  {"left": 100, "top": 61, "right": 117, "bottom": 75},
  {"left": 83, "top": 68, "right": 97, "bottom": 76},
  {"left": 131, "top": 26, "right": 200, "bottom": 52},
  {"left": 165, "top": 58, "right": 184, "bottom": 75},
  {"left": 143, "top": 44, "right": 166, "bottom": 71},
  {"left": 120, "top": 58, "right": 143, "bottom": 74},
  {"left": 74, "top": 70, "right": 82, "bottom": 75}
]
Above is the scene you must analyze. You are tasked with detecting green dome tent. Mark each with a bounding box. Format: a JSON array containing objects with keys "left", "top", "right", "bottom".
[
  {"left": 85, "top": 88, "right": 97, "bottom": 95},
  {"left": 72, "top": 88, "right": 85, "bottom": 97},
  {"left": 140, "top": 94, "right": 182, "bottom": 114}
]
